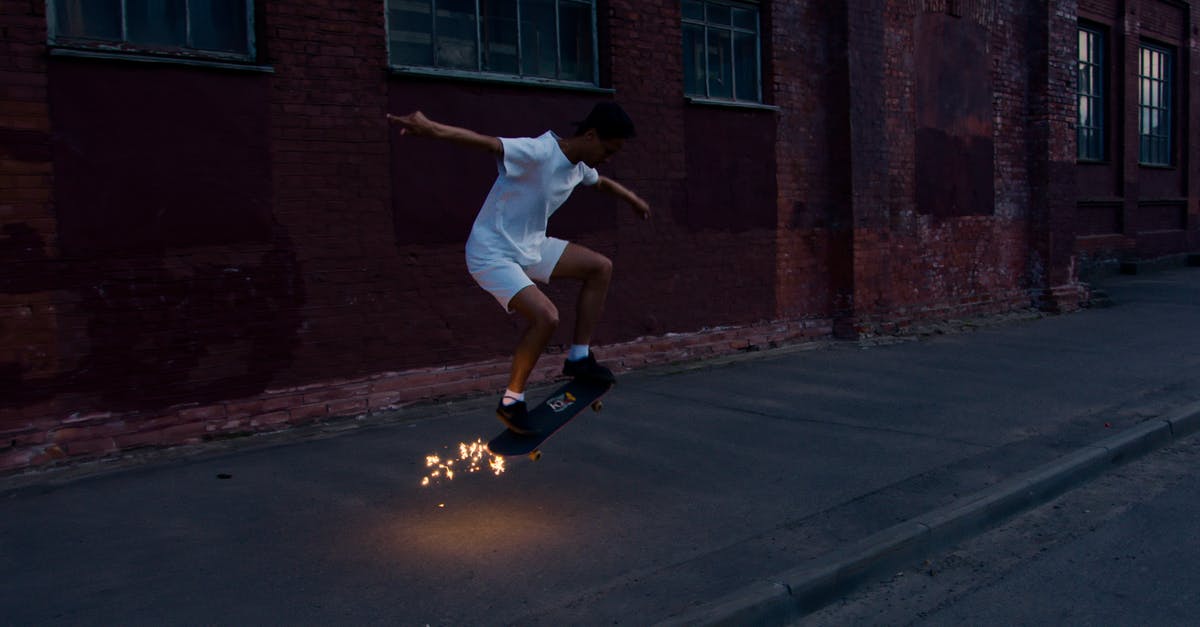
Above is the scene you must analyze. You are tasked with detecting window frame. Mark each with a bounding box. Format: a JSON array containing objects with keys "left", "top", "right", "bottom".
[
  {"left": 46, "top": 0, "right": 258, "bottom": 64},
  {"left": 1137, "top": 41, "right": 1174, "bottom": 167},
  {"left": 681, "top": 0, "right": 763, "bottom": 104},
  {"left": 1076, "top": 23, "right": 1106, "bottom": 163},
  {"left": 385, "top": 0, "right": 602, "bottom": 89}
]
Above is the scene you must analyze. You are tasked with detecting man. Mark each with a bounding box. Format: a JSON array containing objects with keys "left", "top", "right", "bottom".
[{"left": 388, "top": 102, "right": 650, "bottom": 434}]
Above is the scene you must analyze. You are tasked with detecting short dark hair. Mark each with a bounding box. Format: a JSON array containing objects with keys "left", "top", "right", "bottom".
[{"left": 574, "top": 102, "right": 636, "bottom": 140}]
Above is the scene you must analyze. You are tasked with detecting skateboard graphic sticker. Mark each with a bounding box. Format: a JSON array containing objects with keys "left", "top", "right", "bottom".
[{"left": 546, "top": 390, "right": 578, "bottom": 413}]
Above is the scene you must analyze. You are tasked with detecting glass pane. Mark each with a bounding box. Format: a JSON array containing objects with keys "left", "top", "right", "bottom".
[
  {"left": 190, "top": 0, "right": 248, "bottom": 53},
  {"left": 559, "top": 1, "right": 594, "bottom": 82},
  {"left": 482, "top": 0, "right": 518, "bottom": 74},
  {"left": 1077, "top": 63, "right": 1090, "bottom": 94},
  {"left": 1078, "top": 30, "right": 1088, "bottom": 63},
  {"left": 706, "top": 4, "right": 730, "bottom": 25},
  {"left": 55, "top": 0, "right": 122, "bottom": 40},
  {"left": 682, "top": 24, "right": 704, "bottom": 96},
  {"left": 733, "top": 30, "right": 758, "bottom": 101},
  {"left": 732, "top": 7, "right": 756, "bottom": 31},
  {"left": 520, "top": 0, "right": 557, "bottom": 78},
  {"left": 390, "top": 0, "right": 434, "bottom": 66},
  {"left": 1078, "top": 97, "right": 1091, "bottom": 129},
  {"left": 127, "top": 0, "right": 187, "bottom": 46},
  {"left": 437, "top": 0, "right": 478, "bottom": 70},
  {"left": 707, "top": 28, "right": 732, "bottom": 99},
  {"left": 682, "top": 0, "right": 703, "bottom": 21}
]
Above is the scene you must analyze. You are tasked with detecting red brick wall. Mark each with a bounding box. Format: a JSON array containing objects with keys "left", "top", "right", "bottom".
[
  {"left": 770, "top": 1, "right": 845, "bottom": 322},
  {"left": 1, "top": 0, "right": 1196, "bottom": 473},
  {"left": 0, "top": 0, "right": 57, "bottom": 465},
  {"left": 840, "top": 0, "right": 1051, "bottom": 333}
]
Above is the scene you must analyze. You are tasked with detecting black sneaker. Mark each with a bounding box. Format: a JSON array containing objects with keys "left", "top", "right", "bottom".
[
  {"left": 496, "top": 400, "right": 537, "bottom": 435},
  {"left": 562, "top": 351, "right": 616, "bottom": 384}
]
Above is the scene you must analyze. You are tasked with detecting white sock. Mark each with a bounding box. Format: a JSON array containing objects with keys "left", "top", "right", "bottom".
[
  {"left": 567, "top": 344, "right": 590, "bottom": 361},
  {"left": 501, "top": 389, "right": 525, "bottom": 406}
]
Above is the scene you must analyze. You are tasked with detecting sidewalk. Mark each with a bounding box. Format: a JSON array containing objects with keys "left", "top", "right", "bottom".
[{"left": 2, "top": 267, "right": 1198, "bottom": 626}]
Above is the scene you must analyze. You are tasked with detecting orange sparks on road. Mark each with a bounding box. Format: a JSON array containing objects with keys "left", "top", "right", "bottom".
[{"left": 420, "top": 438, "right": 506, "bottom": 487}]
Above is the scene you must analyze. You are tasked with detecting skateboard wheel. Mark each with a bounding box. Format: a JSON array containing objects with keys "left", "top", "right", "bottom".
[
  {"left": 529, "top": 450, "right": 542, "bottom": 462},
  {"left": 591, "top": 400, "right": 603, "bottom": 412}
]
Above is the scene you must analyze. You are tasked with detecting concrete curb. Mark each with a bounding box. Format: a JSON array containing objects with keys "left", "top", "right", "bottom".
[{"left": 662, "top": 401, "right": 1200, "bottom": 626}]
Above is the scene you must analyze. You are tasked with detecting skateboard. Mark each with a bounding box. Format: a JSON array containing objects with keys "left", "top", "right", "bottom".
[{"left": 487, "top": 378, "right": 612, "bottom": 461}]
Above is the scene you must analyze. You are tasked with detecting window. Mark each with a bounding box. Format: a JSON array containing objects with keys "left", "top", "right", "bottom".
[
  {"left": 682, "top": 0, "right": 761, "bottom": 103},
  {"left": 1077, "top": 25, "right": 1104, "bottom": 161},
  {"left": 1138, "top": 43, "right": 1173, "bottom": 166},
  {"left": 388, "top": 0, "right": 597, "bottom": 85},
  {"left": 49, "top": 0, "right": 254, "bottom": 59}
]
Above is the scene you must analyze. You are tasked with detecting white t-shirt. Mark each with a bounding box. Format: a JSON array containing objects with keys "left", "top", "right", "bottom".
[{"left": 465, "top": 131, "right": 600, "bottom": 267}]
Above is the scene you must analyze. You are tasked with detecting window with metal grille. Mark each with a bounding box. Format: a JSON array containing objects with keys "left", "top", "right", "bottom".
[
  {"left": 48, "top": 0, "right": 254, "bottom": 60},
  {"left": 1138, "top": 43, "right": 1173, "bottom": 166},
  {"left": 1076, "top": 25, "right": 1104, "bottom": 162},
  {"left": 387, "top": 0, "right": 597, "bottom": 85},
  {"left": 681, "top": 0, "right": 761, "bottom": 103}
]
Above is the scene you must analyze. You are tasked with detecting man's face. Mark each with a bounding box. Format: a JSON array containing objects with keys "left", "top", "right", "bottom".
[{"left": 582, "top": 131, "right": 625, "bottom": 167}]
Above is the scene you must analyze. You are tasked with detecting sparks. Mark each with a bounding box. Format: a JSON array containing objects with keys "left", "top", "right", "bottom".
[{"left": 420, "top": 437, "right": 506, "bottom": 487}]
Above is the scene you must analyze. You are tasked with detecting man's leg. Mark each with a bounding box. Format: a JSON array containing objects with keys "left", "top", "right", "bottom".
[
  {"left": 551, "top": 243, "right": 617, "bottom": 383},
  {"left": 550, "top": 243, "right": 613, "bottom": 346},
  {"left": 506, "top": 284, "right": 559, "bottom": 393}
]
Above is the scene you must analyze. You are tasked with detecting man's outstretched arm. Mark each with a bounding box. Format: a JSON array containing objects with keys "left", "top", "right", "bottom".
[
  {"left": 387, "top": 111, "right": 502, "bottom": 156},
  {"left": 597, "top": 176, "right": 651, "bottom": 220}
]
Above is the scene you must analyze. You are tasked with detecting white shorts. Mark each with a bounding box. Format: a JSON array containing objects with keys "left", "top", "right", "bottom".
[{"left": 467, "top": 237, "right": 569, "bottom": 312}]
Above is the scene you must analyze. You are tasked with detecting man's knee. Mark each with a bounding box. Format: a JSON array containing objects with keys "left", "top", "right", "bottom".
[
  {"left": 592, "top": 255, "right": 613, "bottom": 282},
  {"left": 510, "top": 286, "right": 558, "bottom": 327},
  {"left": 515, "top": 292, "right": 558, "bottom": 329},
  {"left": 534, "top": 302, "right": 560, "bottom": 330}
]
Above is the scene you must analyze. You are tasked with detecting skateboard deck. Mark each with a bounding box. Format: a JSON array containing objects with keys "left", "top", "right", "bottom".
[{"left": 487, "top": 378, "right": 611, "bottom": 460}]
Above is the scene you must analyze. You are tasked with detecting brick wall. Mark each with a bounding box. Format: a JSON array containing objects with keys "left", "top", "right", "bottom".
[
  {"left": 1, "top": 0, "right": 1195, "bottom": 474},
  {"left": 770, "top": 1, "right": 847, "bottom": 322},
  {"left": 837, "top": 0, "right": 1063, "bottom": 333},
  {"left": 0, "top": 0, "right": 56, "bottom": 466}
]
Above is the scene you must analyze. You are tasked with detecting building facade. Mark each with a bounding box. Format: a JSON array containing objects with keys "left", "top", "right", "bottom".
[{"left": 1, "top": 0, "right": 1196, "bottom": 472}]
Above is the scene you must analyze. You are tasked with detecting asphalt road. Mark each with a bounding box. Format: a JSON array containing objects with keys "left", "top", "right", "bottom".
[
  {"left": 801, "top": 431, "right": 1200, "bottom": 626},
  {"left": 2, "top": 267, "right": 1198, "bottom": 625}
]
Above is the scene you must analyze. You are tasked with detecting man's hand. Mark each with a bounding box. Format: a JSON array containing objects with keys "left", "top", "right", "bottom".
[
  {"left": 630, "top": 195, "right": 651, "bottom": 220},
  {"left": 387, "top": 111, "right": 437, "bottom": 137},
  {"left": 598, "top": 176, "right": 651, "bottom": 220},
  {"left": 386, "top": 110, "right": 502, "bottom": 155}
]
